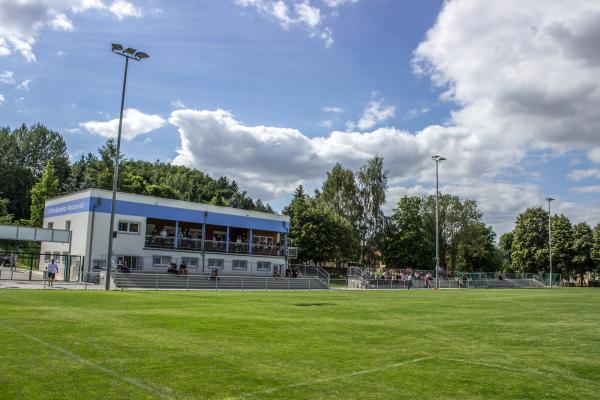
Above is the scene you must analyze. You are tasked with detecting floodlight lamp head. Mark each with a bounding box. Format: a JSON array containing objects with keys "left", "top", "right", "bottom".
[
  {"left": 546, "top": 197, "right": 555, "bottom": 203},
  {"left": 135, "top": 51, "right": 149, "bottom": 60},
  {"left": 439, "top": 157, "right": 447, "bottom": 161},
  {"left": 111, "top": 43, "right": 123, "bottom": 51},
  {"left": 124, "top": 47, "right": 137, "bottom": 55}
]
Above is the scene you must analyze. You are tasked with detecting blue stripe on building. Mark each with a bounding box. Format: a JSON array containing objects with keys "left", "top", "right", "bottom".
[{"left": 44, "top": 196, "right": 289, "bottom": 232}]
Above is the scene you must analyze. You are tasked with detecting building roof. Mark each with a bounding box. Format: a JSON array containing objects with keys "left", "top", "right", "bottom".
[{"left": 44, "top": 189, "right": 290, "bottom": 232}]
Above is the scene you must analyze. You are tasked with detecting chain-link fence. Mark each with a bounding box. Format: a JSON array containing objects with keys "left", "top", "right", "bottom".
[{"left": 0, "top": 252, "right": 83, "bottom": 282}]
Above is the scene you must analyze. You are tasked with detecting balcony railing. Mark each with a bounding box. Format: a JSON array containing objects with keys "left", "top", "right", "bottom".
[{"left": 144, "top": 235, "right": 294, "bottom": 257}]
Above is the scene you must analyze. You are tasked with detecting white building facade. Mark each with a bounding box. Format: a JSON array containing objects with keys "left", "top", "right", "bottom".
[{"left": 40, "top": 189, "right": 292, "bottom": 276}]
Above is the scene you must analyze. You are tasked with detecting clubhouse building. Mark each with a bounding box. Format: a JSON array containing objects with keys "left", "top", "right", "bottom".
[{"left": 40, "top": 189, "right": 293, "bottom": 276}]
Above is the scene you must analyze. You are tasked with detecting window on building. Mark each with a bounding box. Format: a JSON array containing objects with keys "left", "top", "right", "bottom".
[
  {"left": 65, "top": 220, "right": 71, "bottom": 231},
  {"left": 93, "top": 260, "right": 106, "bottom": 271},
  {"left": 43, "top": 253, "right": 51, "bottom": 263},
  {"left": 180, "top": 257, "right": 199, "bottom": 268},
  {"left": 207, "top": 258, "right": 224, "bottom": 269},
  {"left": 47, "top": 222, "right": 54, "bottom": 230},
  {"left": 53, "top": 251, "right": 61, "bottom": 264},
  {"left": 118, "top": 221, "right": 140, "bottom": 234},
  {"left": 232, "top": 260, "right": 247, "bottom": 270},
  {"left": 62, "top": 252, "right": 69, "bottom": 266},
  {"left": 152, "top": 256, "right": 171, "bottom": 266},
  {"left": 257, "top": 261, "right": 271, "bottom": 271}
]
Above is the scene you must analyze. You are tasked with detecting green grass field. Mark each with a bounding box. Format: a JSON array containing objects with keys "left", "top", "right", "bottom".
[{"left": 1, "top": 289, "right": 599, "bottom": 399}]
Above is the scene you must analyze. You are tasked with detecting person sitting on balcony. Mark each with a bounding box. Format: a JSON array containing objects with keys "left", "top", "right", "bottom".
[
  {"left": 285, "top": 267, "right": 291, "bottom": 278},
  {"left": 167, "top": 262, "right": 178, "bottom": 274},
  {"left": 179, "top": 263, "right": 188, "bottom": 275},
  {"left": 236, "top": 236, "right": 242, "bottom": 252},
  {"left": 292, "top": 268, "right": 298, "bottom": 278}
]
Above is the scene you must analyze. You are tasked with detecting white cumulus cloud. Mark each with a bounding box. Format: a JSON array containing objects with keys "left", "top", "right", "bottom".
[
  {"left": 0, "top": 94, "right": 4, "bottom": 105},
  {"left": 0, "top": 70, "right": 15, "bottom": 84},
  {"left": 81, "top": 108, "right": 166, "bottom": 141},
  {"left": 571, "top": 185, "right": 600, "bottom": 193},
  {"left": 17, "top": 80, "right": 31, "bottom": 91},
  {"left": 567, "top": 168, "right": 600, "bottom": 181},
  {"left": 108, "top": 0, "right": 142, "bottom": 20},
  {"left": 347, "top": 99, "right": 396, "bottom": 131},
  {"left": 235, "top": 0, "right": 335, "bottom": 47},
  {"left": 413, "top": 0, "right": 600, "bottom": 153},
  {"left": 323, "top": 0, "right": 359, "bottom": 7},
  {"left": 0, "top": 0, "right": 143, "bottom": 62},
  {"left": 49, "top": 12, "right": 75, "bottom": 31}
]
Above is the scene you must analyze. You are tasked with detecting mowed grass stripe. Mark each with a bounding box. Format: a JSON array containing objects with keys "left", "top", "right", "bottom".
[
  {"left": 0, "top": 289, "right": 599, "bottom": 399},
  {"left": 0, "top": 322, "right": 179, "bottom": 400}
]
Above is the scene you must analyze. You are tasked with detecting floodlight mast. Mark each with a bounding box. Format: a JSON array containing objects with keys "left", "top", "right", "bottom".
[
  {"left": 432, "top": 155, "right": 446, "bottom": 290},
  {"left": 546, "top": 197, "right": 554, "bottom": 288},
  {"left": 105, "top": 44, "right": 149, "bottom": 290}
]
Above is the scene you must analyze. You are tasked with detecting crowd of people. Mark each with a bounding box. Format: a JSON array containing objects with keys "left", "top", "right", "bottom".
[
  {"left": 146, "top": 226, "right": 283, "bottom": 255},
  {"left": 167, "top": 262, "right": 188, "bottom": 275},
  {"left": 362, "top": 268, "right": 434, "bottom": 289},
  {"left": 284, "top": 267, "right": 300, "bottom": 278}
]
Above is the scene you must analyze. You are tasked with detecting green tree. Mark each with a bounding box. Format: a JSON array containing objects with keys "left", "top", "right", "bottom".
[
  {"left": 593, "top": 223, "right": 600, "bottom": 267},
  {"left": 456, "top": 222, "right": 499, "bottom": 271},
  {"left": 318, "top": 163, "right": 361, "bottom": 228},
  {"left": 571, "top": 222, "right": 595, "bottom": 286},
  {"left": 382, "top": 196, "right": 431, "bottom": 269},
  {"left": 356, "top": 156, "right": 388, "bottom": 266},
  {"left": 511, "top": 207, "right": 548, "bottom": 273},
  {"left": 29, "top": 161, "right": 61, "bottom": 227},
  {"left": 498, "top": 232, "right": 514, "bottom": 270},
  {"left": 549, "top": 214, "right": 573, "bottom": 276},
  {"left": 145, "top": 183, "right": 178, "bottom": 199},
  {"left": 284, "top": 185, "right": 358, "bottom": 266}
]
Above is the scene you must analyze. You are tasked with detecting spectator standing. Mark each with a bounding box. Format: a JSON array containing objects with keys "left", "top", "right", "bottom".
[{"left": 46, "top": 259, "right": 59, "bottom": 287}]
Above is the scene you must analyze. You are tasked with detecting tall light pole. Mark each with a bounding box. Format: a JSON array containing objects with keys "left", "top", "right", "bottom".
[
  {"left": 432, "top": 155, "right": 446, "bottom": 290},
  {"left": 105, "top": 44, "right": 149, "bottom": 290},
  {"left": 545, "top": 197, "right": 554, "bottom": 288}
]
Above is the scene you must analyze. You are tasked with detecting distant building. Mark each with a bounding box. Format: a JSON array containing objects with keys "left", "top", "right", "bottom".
[{"left": 40, "top": 189, "right": 292, "bottom": 276}]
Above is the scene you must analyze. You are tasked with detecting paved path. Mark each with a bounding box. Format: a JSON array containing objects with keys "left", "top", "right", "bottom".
[{"left": 0, "top": 266, "right": 101, "bottom": 290}]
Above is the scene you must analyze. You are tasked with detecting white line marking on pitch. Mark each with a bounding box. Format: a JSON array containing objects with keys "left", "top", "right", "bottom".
[
  {"left": 1, "top": 324, "right": 178, "bottom": 400},
  {"left": 447, "top": 357, "right": 600, "bottom": 387},
  {"left": 241, "top": 356, "right": 434, "bottom": 398}
]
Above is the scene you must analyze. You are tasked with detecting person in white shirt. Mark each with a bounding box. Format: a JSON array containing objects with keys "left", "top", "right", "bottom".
[{"left": 46, "top": 259, "right": 59, "bottom": 287}]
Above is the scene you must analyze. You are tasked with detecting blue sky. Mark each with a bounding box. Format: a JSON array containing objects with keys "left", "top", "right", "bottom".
[{"left": 1, "top": 0, "right": 599, "bottom": 234}]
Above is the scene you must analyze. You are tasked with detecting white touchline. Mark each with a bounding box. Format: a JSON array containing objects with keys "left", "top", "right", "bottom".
[
  {"left": 241, "top": 356, "right": 435, "bottom": 398},
  {"left": 1, "top": 324, "right": 178, "bottom": 400}
]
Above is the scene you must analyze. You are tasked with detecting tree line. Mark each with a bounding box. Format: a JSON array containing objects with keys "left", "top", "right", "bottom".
[
  {"left": 0, "top": 124, "right": 274, "bottom": 228},
  {"left": 283, "top": 157, "right": 499, "bottom": 272},
  {"left": 285, "top": 160, "right": 599, "bottom": 283},
  {"left": 499, "top": 208, "right": 600, "bottom": 284}
]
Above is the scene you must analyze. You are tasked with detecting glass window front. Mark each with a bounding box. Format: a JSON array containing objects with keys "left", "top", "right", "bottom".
[
  {"left": 232, "top": 260, "right": 247, "bottom": 270},
  {"left": 207, "top": 258, "right": 224, "bottom": 269},
  {"left": 257, "top": 261, "right": 271, "bottom": 271}
]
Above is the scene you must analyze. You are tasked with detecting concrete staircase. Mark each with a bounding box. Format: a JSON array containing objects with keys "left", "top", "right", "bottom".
[{"left": 112, "top": 272, "right": 329, "bottom": 290}]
